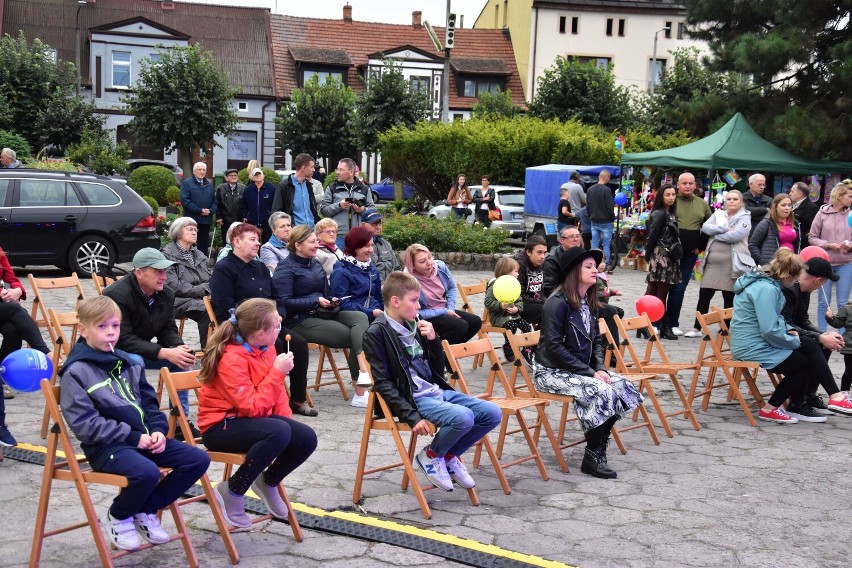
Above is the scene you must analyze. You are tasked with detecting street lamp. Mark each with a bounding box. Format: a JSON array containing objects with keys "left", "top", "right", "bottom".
[
  {"left": 75, "top": 0, "right": 88, "bottom": 97},
  {"left": 650, "top": 24, "right": 671, "bottom": 97}
]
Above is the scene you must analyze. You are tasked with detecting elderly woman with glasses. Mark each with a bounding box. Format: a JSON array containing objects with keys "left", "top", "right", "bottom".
[
  {"left": 314, "top": 217, "right": 344, "bottom": 278},
  {"left": 260, "top": 212, "right": 292, "bottom": 274},
  {"left": 161, "top": 217, "right": 212, "bottom": 349}
]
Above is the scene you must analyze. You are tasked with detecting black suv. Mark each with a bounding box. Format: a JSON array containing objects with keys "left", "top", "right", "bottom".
[{"left": 0, "top": 169, "right": 160, "bottom": 275}]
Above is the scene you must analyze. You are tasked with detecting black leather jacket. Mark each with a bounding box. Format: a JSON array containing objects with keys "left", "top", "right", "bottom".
[
  {"left": 535, "top": 290, "right": 605, "bottom": 377},
  {"left": 362, "top": 315, "right": 451, "bottom": 427}
]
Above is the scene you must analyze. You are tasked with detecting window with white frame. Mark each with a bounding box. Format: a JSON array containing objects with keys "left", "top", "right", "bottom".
[
  {"left": 410, "top": 76, "right": 430, "bottom": 95},
  {"left": 648, "top": 58, "right": 667, "bottom": 89},
  {"left": 237, "top": 101, "right": 248, "bottom": 112},
  {"left": 571, "top": 55, "right": 611, "bottom": 71},
  {"left": 112, "top": 51, "right": 131, "bottom": 88}
]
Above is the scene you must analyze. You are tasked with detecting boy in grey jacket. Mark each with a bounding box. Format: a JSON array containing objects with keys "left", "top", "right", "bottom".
[{"left": 60, "top": 296, "right": 209, "bottom": 551}]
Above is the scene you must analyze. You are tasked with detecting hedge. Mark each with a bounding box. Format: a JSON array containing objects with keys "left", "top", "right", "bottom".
[
  {"left": 237, "top": 167, "right": 280, "bottom": 186},
  {"left": 128, "top": 165, "right": 179, "bottom": 206},
  {"left": 0, "top": 129, "right": 31, "bottom": 159},
  {"left": 381, "top": 212, "right": 510, "bottom": 254}
]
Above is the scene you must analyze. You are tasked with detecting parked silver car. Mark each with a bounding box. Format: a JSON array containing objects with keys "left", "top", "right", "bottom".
[{"left": 427, "top": 185, "right": 525, "bottom": 237}]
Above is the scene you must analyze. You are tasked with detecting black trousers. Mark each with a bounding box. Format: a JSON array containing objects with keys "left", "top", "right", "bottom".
[
  {"left": 767, "top": 346, "right": 817, "bottom": 408},
  {"left": 275, "top": 327, "right": 309, "bottom": 404},
  {"left": 520, "top": 301, "right": 543, "bottom": 327},
  {"left": 790, "top": 335, "right": 839, "bottom": 403},
  {"left": 202, "top": 416, "right": 317, "bottom": 496},
  {"left": 181, "top": 309, "right": 211, "bottom": 349},
  {"left": 0, "top": 300, "right": 50, "bottom": 362},
  {"left": 196, "top": 223, "right": 213, "bottom": 256},
  {"left": 692, "top": 288, "right": 734, "bottom": 331},
  {"left": 429, "top": 310, "right": 482, "bottom": 345}
]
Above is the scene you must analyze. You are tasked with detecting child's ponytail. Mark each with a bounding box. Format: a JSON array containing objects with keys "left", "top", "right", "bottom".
[{"left": 198, "top": 298, "right": 279, "bottom": 384}]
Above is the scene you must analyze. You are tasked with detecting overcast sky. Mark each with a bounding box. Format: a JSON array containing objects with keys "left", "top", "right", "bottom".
[{"left": 180, "top": 0, "right": 488, "bottom": 27}]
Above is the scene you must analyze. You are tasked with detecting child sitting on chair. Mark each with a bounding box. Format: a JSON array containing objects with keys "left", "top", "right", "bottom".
[
  {"left": 60, "top": 296, "right": 210, "bottom": 551},
  {"left": 484, "top": 257, "right": 534, "bottom": 362},
  {"left": 363, "top": 272, "right": 502, "bottom": 492},
  {"left": 197, "top": 298, "right": 317, "bottom": 528}
]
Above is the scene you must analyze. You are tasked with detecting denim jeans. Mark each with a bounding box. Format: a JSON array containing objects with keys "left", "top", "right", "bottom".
[
  {"left": 126, "top": 354, "right": 190, "bottom": 416},
  {"left": 666, "top": 252, "right": 697, "bottom": 328},
  {"left": 590, "top": 222, "right": 614, "bottom": 263},
  {"left": 414, "top": 390, "right": 502, "bottom": 457},
  {"left": 817, "top": 262, "right": 852, "bottom": 332}
]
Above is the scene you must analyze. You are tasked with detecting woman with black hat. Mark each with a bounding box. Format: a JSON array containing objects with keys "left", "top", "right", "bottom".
[{"left": 533, "top": 247, "right": 644, "bottom": 479}]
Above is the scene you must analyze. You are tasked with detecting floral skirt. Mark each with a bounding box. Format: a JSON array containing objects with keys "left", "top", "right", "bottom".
[
  {"left": 646, "top": 250, "right": 682, "bottom": 285},
  {"left": 532, "top": 364, "right": 644, "bottom": 431}
]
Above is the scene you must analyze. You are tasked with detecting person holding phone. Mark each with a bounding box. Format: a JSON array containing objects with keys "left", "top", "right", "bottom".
[
  {"left": 272, "top": 225, "right": 372, "bottom": 408},
  {"left": 330, "top": 226, "right": 384, "bottom": 323}
]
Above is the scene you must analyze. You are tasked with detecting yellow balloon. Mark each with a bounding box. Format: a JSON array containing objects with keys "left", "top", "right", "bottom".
[{"left": 493, "top": 275, "right": 521, "bottom": 304}]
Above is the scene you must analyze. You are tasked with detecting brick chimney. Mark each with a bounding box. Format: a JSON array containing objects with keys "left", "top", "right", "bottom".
[
  {"left": 412, "top": 11, "right": 422, "bottom": 29},
  {"left": 343, "top": 3, "right": 352, "bottom": 22}
]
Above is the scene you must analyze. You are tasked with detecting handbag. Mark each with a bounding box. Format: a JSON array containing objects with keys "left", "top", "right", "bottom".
[
  {"left": 660, "top": 224, "right": 683, "bottom": 260},
  {"left": 731, "top": 240, "right": 756, "bottom": 276},
  {"left": 314, "top": 305, "right": 340, "bottom": 320}
]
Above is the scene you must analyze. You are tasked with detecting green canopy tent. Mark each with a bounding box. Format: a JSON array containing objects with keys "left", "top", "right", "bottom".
[{"left": 621, "top": 113, "right": 852, "bottom": 175}]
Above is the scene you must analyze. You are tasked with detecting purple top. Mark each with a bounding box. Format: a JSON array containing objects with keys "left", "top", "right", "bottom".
[{"left": 777, "top": 221, "right": 797, "bottom": 251}]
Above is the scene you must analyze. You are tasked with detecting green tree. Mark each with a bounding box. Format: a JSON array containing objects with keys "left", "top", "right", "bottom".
[
  {"left": 34, "top": 87, "right": 104, "bottom": 151},
  {"left": 683, "top": 0, "right": 852, "bottom": 160},
  {"left": 471, "top": 89, "right": 521, "bottom": 120},
  {"left": 529, "top": 56, "right": 636, "bottom": 129},
  {"left": 125, "top": 45, "right": 239, "bottom": 173},
  {"left": 352, "top": 60, "right": 429, "bottom": 153},
  {"left": 0, "top": 31, "right": 76, "bottom": 146},
  {"left": 276, "top": 75, "right": 357, "bottom": 167},
  {"left": 66, "top": 127, "right": 130, "bottom": 175}
]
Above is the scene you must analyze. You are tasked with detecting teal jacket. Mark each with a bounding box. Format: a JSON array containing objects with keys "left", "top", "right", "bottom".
[{"left": 730, "top": 270, "right": 799, "bottom": 369}]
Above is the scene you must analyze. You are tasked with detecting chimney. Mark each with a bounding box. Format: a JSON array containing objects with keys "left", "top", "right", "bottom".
[
  {"left": 343, "top": 3, "right": 352, "bottom": 22},
  {"left": 459, "top": 15, "right": 464, "bottom": 28},
  {"left": 412, "top": 11, "right": 422, "bottom": 29}
]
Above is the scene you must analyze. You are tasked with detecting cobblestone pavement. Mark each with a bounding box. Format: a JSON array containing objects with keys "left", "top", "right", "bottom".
[{"left": 1, "top": 264, "right": 850, "bottom": 567}]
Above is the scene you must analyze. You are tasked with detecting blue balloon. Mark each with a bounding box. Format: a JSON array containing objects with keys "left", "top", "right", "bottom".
[
  {"left": 614, "top": 193, "right": 629, "bottom": 207},
  {"left": 848, "top": 211, "right": 852, "bottom": 229},
  {"left": 1, "top": 348, "right": 53, "bottom": 393}
]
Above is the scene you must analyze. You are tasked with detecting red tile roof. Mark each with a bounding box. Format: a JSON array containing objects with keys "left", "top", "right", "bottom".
[{"left": 270, "top": 14, "right": 526, "bottom": 110}]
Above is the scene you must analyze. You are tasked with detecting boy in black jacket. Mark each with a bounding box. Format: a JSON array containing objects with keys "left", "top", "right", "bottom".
[
  {"left": 362, "top": 272, "right": 501, "bottom": 492},
  {"left": 60, "top": 296, "right": 209, "bottom": 551}
]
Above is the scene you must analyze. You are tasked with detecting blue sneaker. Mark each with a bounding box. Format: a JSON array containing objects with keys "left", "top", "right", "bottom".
[
  {"left": 415, "top": 447, "right": 453, "bottom": 491},
  {"left": 0, "top": 425, "right": 17, "bottom": 447}
]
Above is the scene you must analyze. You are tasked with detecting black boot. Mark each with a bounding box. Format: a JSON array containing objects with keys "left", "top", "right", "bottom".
[
  {"left": 636, "top": 328, "right": 650, "bottom": 339},
  {"left": 580, "top": 445, "right": 618, "bottom": 479},
  {"left": 659, "top": 325, "right": 678, "bottom": 340}
]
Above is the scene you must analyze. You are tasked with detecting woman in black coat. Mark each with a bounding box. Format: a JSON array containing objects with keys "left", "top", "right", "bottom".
[
  {"left": 643, "top": 184, "right": 682, "bottom": 340},
  {"left": 533, "top": 247, "right": 644, "bottom": 479}
]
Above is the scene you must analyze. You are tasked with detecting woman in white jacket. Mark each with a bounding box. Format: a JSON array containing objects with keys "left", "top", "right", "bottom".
[{"left": 683, "top": 190, "right": 753, "bottom": 338}]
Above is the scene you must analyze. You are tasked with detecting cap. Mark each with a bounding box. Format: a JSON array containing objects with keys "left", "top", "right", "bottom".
[
  {"left": 224, "top": 168, "right": 238, "bottom": 175},
  {"left": 250, "top": 167, "right": 263, "bottom": 177},
  {"left": 132, "top": 248, "right": 175, "bottom": 270},
  {"left": 805, "top": 257, "right": 839, "bottom": 282},
  {"left": 361, "top": 207, "right": 383, "bottom": 224}
]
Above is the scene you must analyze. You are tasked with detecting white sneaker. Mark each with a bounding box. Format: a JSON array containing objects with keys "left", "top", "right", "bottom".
[
  {"left": 102, "top": 511, "right": 141, "bottom": 551},
  {"left": 349, "top": 392, "right": 369, "bottom": 408},
  {"left": 684, "top": 329, "right": 703, "bottom": 338},
  {"left": 133, "top": 512, "right": 170, "bottom": 544},
  {"left": 445, "top": 456, "right": 475, "bottom": 489},
  {"left": 355, "top": 371, "right": 372, "bottom": 387},
  {"left": 671, "top": 327, "right": 684, "bottom": 336},
  {"left": 415, "top": 447, "right": 453, "bottom": 491}
]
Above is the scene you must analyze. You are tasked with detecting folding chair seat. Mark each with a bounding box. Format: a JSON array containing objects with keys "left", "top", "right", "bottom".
[
  {"left": 612, "top": 314, "right": 702, "bottom": 436},
  {"left": 352, "top": 355, "right": 479, "bottom": 519},
  {"left": 28, "top": 273, "right": 86, "bottom": 346},
  {"left": 161, "top": 368, "right": 303, "bottom": 565},
  {"left": 688, "top": 309, "right": 766, "bottom": 427},
  {"left": 30, "top": 381, "right": 198, "bottom": 568},
  {"left": 442, "top": 337, "right": 554, "bottom": 491}
]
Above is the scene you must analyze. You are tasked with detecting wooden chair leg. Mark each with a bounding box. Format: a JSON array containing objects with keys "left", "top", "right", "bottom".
[
  {"left": 667, "top": 373, "right": 702, "bottom": 431},
  {"left": 167, "top": 502, "right": 198, "bottom": 568},
  {"left": 478, "top": 435, "right": 512, "bottom": 495},
  {"left": 276, "top": 486, "right": 303, "bottom": 542}
]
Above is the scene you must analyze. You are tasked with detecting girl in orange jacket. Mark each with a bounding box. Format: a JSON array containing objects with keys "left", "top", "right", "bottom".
[{"left": 197, "top": 298, "right": 317, "bottom": 528}]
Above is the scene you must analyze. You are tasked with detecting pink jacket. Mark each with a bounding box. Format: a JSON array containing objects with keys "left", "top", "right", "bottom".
[{"left": 808, "top": 204, "right": 852, "bottom": 266}]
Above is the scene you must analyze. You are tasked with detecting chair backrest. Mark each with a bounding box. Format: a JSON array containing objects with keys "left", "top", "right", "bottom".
[
  {"left": 47, "top": 307, "right": 79, "bottom": 359},
  {"left": 612, "top": 313, "right": 678, "bottom": 371},
  {"left": 204, "top": 296, "right": 219, "bottom": 328},
  {"left": 598, "top": 318, "right": 637, "bottom": 374},
  {"left": 505, "top": 330, "right": 541, "bottom": 395},
  {"left": 442, "top": 336, "right": 515, "bottom": 398},
  {"left": 160, "top": 368, "right": 203, "bottom": 443},
  {"left": 457, "top": 280, "right": 488, "bottom": 317},
  {"left": 694, "top": 309, "right": 732, "bottom": 365},
  {"left": 91, "top": 273, "right": 115, "bottom": 295},
  {"left": 28, "top": 274, "right": 86, "bottom": 345}
]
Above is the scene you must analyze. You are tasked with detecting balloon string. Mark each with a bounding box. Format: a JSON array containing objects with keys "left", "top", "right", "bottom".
[{"left": 820, "top": 286, "right": 830, "bottom": 308}]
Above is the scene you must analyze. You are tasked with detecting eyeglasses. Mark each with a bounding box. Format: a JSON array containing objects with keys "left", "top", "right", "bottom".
[
  {"left": 560, "top": 234, "right": 581, "bottom": 240},
  {"left": 321, "top": 229, "right": 337, "bottom": 235}
]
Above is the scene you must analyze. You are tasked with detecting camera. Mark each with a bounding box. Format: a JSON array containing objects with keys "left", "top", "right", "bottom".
[{"left": 343, "top": 197, "right": 366, "bottom": 207}]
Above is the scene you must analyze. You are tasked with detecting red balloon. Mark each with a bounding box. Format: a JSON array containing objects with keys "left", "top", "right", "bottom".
[
  {"left": 800, "top": 246, "right": 829, "bottom": 262},
  {"left": 635, "top": 295, "right": 665, "bottom": 322}
]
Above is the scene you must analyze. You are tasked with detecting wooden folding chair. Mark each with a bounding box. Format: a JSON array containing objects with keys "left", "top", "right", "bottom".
[
  {"left": 30, "top": 380, "right": 198, "bottom": 568},
  {"left": 442, "top": 337, "right": 553, "bottom": 491},
  {"left": 38, "top": 308, "right": 79, "bottom": 439},
  {"left": 161, "top": 368, "right": 303, "bottom": 564},
  {"left": 457, "top": 280, "right": 494, "bottom": 369},
  {"left": 688, "top": 309, "right": 766, "bottom": 427},
  {"left": 612, "top": 314, "right": 702, "bottom": 436},
  {"left": 309, "top": 344, "right": 350, "bottom": 401},
  {"left": 352, "top": 355, "right": 479, "bottom": 519},
  {"left": 203, "top": 296, "right": 218, "bottom": 328},
  {"left": 28, "top": 273, "right": 86, "bottom": 346},
  {"left": 91, "top": 273, "right": 115, "bottom": 295}
]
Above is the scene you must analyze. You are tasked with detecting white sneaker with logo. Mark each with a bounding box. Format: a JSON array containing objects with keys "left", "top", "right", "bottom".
[
  {"left": 102, "top": 511, "right": 141, "bottom": 551},
  {"left": 415, "top": 447, "right": 453, "bottom": 491},
  {"left": 133, "top": 512, "right": 170, "bottom": 544},
  {"left": 445, "top": 456, "right": 476, "bottom": 489}
]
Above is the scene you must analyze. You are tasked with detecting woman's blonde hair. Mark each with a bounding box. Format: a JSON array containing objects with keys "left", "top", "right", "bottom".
[
  {"left": 765, "top": 248, "right": 804, "bottom": 282},
  {"left": 403, "top": 243, "right": 431, "bottom": 274},
  {"left": 768, "top": 193, "right": 792, "bottom": 225},
  {"left": 829, "top": 183, "right": 851, "bottom": 208},
  {"left": 314, "top": 217, "right": 337, "bottom": 236},
  {"left": 494, "top": 256, "right": 519, "bottom": 278},
  {"left": 286, "top": 225, "right": 315, "bottom": 253},
  {"left": 198, "top": 298, "right": 279, "bottom": 385}
]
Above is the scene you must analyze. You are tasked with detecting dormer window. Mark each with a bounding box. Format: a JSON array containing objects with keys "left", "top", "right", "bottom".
[
  {"left": 302, "top": 69, "right": 344, "bottom": 86},
  {"left": 461, "top": 78, "right": 503, "bottom": 98},
  {"left": 112, "top": 51, "right": 131, "bottom": 88}
]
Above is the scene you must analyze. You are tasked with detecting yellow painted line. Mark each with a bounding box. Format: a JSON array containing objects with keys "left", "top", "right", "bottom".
[
  {"left": 18, "top": 441, "right": 84, "bottom": 460},
  {"left": 20, "top": 443, "right": 573, "bottom": 568}
]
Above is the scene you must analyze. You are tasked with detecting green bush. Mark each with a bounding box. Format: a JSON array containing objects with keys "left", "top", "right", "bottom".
[
  {"left": 0, "top": 129, "right": 31, "bottom": 159},
  {"left": 382, "top": 212, "right": 510, "bottom": 254},
  {"left": 142, "top": 195, "right": 159, "bottom": 214},
  {"left": 65, "top": 127, "right": 130, "bottom": 175},
  {"left": 237, "top": 167, "right": 280, "bottom": 186},
  {"left": 322, "top": 171, "right": 338, "bottom": 189},
  {"left": 128, "top": 165, "right": 177, "bottom": 205},
  {"left": 165, "top": 186, "right": 181, "bottom": 206},
  {"left": 25, "top": 159, "right": 78, "bottom": 171}
]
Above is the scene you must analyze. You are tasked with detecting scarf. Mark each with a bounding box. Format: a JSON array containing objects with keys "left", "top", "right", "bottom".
[
  {"left": 321, "top": 241, "right": 337, "bottom": 253},
  {"left": 403, "top": 255, "right": 446, "bottom": 309},
  {"left": 344, "top": 255, "right": 372, "bottom": 270},
  {"left": 176, "top": 242, "right": 194, "bottom": 263},
  {"left": 268, "top": 234, "right": 286, "bottom": 249}
]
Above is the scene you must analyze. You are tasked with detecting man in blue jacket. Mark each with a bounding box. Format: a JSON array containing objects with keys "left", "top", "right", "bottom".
[{"left": 180, "top": 162, "right": 217, "bottom": 255}]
